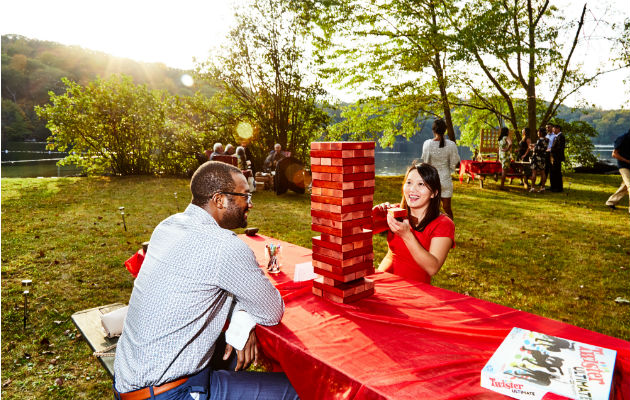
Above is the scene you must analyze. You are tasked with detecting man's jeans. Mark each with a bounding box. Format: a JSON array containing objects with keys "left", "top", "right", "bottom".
[{"left": 113, "top": 334, "right": 299, "bottom": 400}]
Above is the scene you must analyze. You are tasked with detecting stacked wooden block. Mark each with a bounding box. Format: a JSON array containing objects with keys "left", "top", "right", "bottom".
[{"left": 310, "top": 141, "right": 376, "bottom": 303}]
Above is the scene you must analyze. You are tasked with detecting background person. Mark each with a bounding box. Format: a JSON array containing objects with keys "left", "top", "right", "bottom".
[
  {"left": 498, "top": 127, "right": 513, "bottom": 190},
  {"left": 263, "top": 143, "right": 285, "bottom": 172},
  {"left": 209, "top": 142, "right": 224, "bottom": 160},
  {"left": 420, "top": 118, "right": 460, "bottom": 220},
  {"left": 529, "top": 127, "right": 549, "bottom": 192},
  {"left": 605, "top": 128, "right": 630, "bottom": 213},
  {"left": 113, "top": 161, "right": 298, "bottom": 400},
  {"left": 541, "top": 124, "right": 556, "bottom": 188},
  {"left": 518, "top": 128, "right": 532, "bottom": 190},
  {"left": 225, "top": 144, "right": 236, "bottom": 156},
  {"left": 372, "top": 163, "right": 455, "bottom": 284},
  {"left": 549, "top": 124, "right": 566, "bottom": 192}
]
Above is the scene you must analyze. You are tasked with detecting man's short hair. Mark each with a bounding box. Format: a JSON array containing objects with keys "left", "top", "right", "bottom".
[
  {"left": 190, "top": 161, "right": 242, "bottom": 207},
  {"left": 274, "top": 143, "right": 281, "bottom": 151},
  {"left": 213, "top": 143, "right": 223, "bottom": 152}
]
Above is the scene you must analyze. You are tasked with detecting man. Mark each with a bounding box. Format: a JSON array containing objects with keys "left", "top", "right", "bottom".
[
  {"left": 605, "top": 129, "right": 630, "bottom": 213},
  {"left": 541, "top": 124, "right": 556, "bottom": 188},
  {"left": 113, "top": 161, "right": 298, "bottom": 400},
  {"left": 209, "top": 142, "right": 224, "bottom": 160},
  {"left": 549, "top": 124, "right": 566, "bottom": 193},
  {"left": 263, "top": 143, "right": 285, "bottom": 172}
]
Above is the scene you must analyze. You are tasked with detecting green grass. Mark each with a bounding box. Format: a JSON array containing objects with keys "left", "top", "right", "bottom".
[{"left": 1, "top": 173, "right": 629, "bottom": 399}]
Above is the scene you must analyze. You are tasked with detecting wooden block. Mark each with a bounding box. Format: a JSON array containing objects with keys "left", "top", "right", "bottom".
[
  {"left": 311, "top": 157, "right": 321, "bottom": 166},
  {"left": 311, "top": 194, "right": 371, "bottom": 207},
  {"left": 321, "top": 287, "right": 375, "bottom": 304},
  {"left": 312, "top": 286, "right": 323, "bottom": 297},
  {"left": 312, "top": 236, "right": 372, "bottom": 252},
  {"left": 313, "top": 264, "right": 375, "bottom": 283},
  {"left": 311, "top": 223, "right": 364, "bottom": 237},
  {"left": 312, "top": 243, "right": 373, "bottom": 260},
  {"left": 388, "top": 207, "right": 408, "bottom": 220},
  {"left": 310, "top": 150, "right": 343, "bottom": 158},
  {"left": 312, "top": 252, "right": 372, "bottom": 268},
  {"left": 313, "top": 277, "right": 371, "bottom": 297},
  {"left": 311, "top": 216, "right": 372, "bottom": 231},
  {"left": 320, "top": 157, "right": 332, "bottom": 166},
  {"left": 320, "top": 229, "right": 372, "bottom": 245},
  {"left": 330, "top": 157, "right": 376, "bottom": 167},
  {"left": 310, "top": 209, "right": 371, "bottom": 222},
  {"left": 311, "top": 142, "right": 323, "bottom": 150}
]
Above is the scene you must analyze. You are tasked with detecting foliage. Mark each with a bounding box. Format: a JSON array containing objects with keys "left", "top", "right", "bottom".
[
  {"left": 1, "top": 99, "right": 33, "bottom": 141},
  {"left": 551, "top": 119, "right": 598, "bottom": 171},
  {"left": 297, "top": 0, "right": 460, "bottom": 142},
  {"left": 196, "top": 0, "right": 330, "bottom": 167},
  {"left": 450, "top": 0, "right": 629, "bottom": 137},
  {"left": 1, "top": 173, "right": 628, "bottom": 398},
  {"left": 1, "top": 34, "right": 216, "bottom": 142},
  {"left": 35, "top": 75, "right": 221, "bottom": 176}
]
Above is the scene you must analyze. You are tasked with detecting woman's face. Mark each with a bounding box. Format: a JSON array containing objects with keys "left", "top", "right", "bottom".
[{"left": 403, "top": 169, "right": 435, "bottom": 210}]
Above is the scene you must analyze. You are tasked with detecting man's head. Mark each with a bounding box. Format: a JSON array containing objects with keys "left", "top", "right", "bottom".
[
  {"left": 213, "top": 143, "right": 224, "bottom": 153},
  {"left": 546, "top": 124, "right": 552, "bottom": 133},
  {"left": 274, "top": 143, "right": 282, "bottom": 152},
  {"left": 190, "top": 161, "right": 252, "bottom": 229},
  {"left": 553, "top": 124, "right": 561, "bottom": 134},
  {"left": 225, "top": 144, "right": 235, "bottom": 155}
]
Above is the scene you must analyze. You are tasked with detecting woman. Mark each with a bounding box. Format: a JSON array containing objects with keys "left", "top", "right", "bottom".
[
  {"left": 235, "top": 146, "right": 248, "bottom": 170},
  {"left": 529, "top": 127, "right": 549, "bottom": 192},
  {"left": 498, "top": 127, "right": 513, "bottom": 190},
  {"left": 518, "top": 128, "right": 532, "bottom": 189},
  {"left": 373, "top": 163, "right": 455, "bottom": 284},
  {"left": 421, "top": 118, "right": 460, "bottom": 220}
]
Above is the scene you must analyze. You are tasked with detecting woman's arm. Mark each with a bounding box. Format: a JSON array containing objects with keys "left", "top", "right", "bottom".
[
  {"left": 377, "top": 249, "right": 395, "bottom": 273},
  {"left": 386, "top": 214, "right": 452, "bottom": 277}
]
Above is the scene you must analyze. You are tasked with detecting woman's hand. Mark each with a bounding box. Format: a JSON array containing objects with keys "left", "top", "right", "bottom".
[
  {"left": 373, "top": 202, "right": 392, "bottom": 214},
  {"left": 386, "top": 213, "right": 413, "bottom": 240}
]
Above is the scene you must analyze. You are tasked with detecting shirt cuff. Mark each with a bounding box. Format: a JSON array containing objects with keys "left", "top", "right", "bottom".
[{"left": 225, "top": 310, "right": 256, "bottom": 351}]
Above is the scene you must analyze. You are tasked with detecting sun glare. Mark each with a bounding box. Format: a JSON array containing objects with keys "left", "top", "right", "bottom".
[{"left": 180, "top": 74, "right": 194, "bottom": 87}]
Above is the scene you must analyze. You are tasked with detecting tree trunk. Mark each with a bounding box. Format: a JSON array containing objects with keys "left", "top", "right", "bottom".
[{"left": 527, "top": 0, "right": 537, "bottom": 141}]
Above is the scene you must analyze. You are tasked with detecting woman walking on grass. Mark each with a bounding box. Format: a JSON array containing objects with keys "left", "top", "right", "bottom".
[
  {"left": 421, "top": 118, "right": 460, "bottom": 220},
  {"left": 498, "top": 127, "right": 513, "bottom": 190}
]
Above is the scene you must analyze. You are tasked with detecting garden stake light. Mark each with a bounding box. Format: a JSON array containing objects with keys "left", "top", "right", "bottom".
[
  {"left": 22, "top": 279, "right": 32, "bottom": 330},
  {"left": 174, "top": 192, "right": 179, "bottom": 212},
  {"left": 119, "top": 206, "right": 127, "bottom": 231}
]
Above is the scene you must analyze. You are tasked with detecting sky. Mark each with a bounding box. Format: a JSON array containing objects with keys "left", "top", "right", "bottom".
[{"left": 1, "top": 0, "right": 629, "bottom": 109}]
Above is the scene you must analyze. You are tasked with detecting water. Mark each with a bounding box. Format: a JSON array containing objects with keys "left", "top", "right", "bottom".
[
  {"left": 1, "top": 142, "right": 83, "bottom": 178},
  {"left": 1, "top": 142, "right": 616, "bottom": 178}
]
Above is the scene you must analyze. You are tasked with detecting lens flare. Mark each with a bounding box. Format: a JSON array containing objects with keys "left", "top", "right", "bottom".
[
  {"left": 180, "top": 74, "right": 194, "bottom": 87},
  {"left": 236, "top": 121, "right": 254, "bottom": 139}
]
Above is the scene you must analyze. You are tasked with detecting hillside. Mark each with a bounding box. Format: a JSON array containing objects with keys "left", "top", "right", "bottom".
[{"left": 1, "top": 34, "right": 217, "bottom": 143}]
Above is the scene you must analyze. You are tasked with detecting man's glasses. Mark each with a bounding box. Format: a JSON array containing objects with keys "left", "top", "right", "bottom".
[{"left": 218, "top": 191, "right": 252, "bottom": 203}]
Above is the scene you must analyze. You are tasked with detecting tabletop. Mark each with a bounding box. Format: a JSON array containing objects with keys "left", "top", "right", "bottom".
[{"left": 240, "top": 234, "right": 630, "bottom": 400}]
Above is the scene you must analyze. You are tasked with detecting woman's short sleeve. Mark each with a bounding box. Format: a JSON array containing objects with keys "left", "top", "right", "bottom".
[{"left": 429, "top": 216, "right": 456, "bottom": 248}]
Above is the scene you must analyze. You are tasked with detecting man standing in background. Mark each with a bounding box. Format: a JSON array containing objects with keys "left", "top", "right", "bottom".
[
  {"left": 605, "top": 129, "right": 630, "bottom": 213},
  {"left": 549, "top": 124, "right": 566, "bottom": 193}
]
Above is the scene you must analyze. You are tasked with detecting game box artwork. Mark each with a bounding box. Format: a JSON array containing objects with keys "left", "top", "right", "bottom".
[{"left": 481, "top": 327, "right": 616, "bottom": 400}]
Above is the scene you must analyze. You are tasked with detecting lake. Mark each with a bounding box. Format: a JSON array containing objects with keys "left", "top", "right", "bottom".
[{"left": 1, "top": 142, "right": 616, "bottom": 178}]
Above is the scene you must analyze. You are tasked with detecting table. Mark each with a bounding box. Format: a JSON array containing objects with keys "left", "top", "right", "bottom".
[
  {"left": 459, "top": 160, "right": 528, "bottom": 188},
  {"left": 240, "top": 234, "right": 630, "bottom": 400}
]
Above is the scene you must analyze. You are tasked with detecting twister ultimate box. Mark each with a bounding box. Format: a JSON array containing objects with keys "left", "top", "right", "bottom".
[{"left": 481, "top": 327, "right": 616, "bottom": 400}]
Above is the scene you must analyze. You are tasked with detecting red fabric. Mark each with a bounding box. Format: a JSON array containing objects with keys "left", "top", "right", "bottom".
[
  {"left": 124, "top": 249, "right": 145, "bottom": 278},
  {"left": 382, "top": 214, "right": 455, "bottom": 284},
  {"left": 239, "top": 235, "right": 630, "bottom": 400},
  {"left": 459, "top": 160, "right": 503, "bottom": 182}
]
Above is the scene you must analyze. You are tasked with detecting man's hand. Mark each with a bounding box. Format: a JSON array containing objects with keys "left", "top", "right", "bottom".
[{"left": 223, "top": 329, "right": 258, "bottom": 371}]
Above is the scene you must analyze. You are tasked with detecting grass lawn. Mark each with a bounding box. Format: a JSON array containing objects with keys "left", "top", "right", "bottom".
[{"left": 1, "top": 172, "right": 629, "bottom": 399}]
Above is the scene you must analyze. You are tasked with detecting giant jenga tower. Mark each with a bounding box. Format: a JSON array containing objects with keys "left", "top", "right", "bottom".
[{"left": 310, "top": 142, "right": 376, "bottom": 303}]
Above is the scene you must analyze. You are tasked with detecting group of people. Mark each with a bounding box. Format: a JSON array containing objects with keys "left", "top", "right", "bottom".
[
  {"left": 113, "top": 138, "right": 458, "bottom": 399},
  {"left": 498, "top": 124, "right": 566, "bottom": 193},
  {"left": 207, "top": 142, "right": 251, "bottom": 172}
]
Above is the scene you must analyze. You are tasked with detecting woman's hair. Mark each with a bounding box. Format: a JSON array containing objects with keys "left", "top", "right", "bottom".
[
  {"left": 498, "top": 127, "right": 509, "bottom": 141},
  {"left": 520, "top": 128, "right": 530, "bottom": 142},
  {"left": 400, "top": 162, "right": 442, "bottom": 232},
  {"left": 236, "top": 146, "right": 246, "bottom": 160},
  {"left": 538, "top": 127, "right": 546, "bottom": 137},
  {"left": 432, "top": 118, "right": 447, "bottom": 148}
]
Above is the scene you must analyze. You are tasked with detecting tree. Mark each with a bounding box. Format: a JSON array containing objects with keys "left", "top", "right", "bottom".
[
  {"left": 195, "top": 0, "right": 329, "bottom": 165},
  {"left": 449, "top": 0, "right": 630, "bottom": 139},
  {"left": 36, "top": 74, "right": 221, "bottom": 176},
  {"left": 298, "top": 0, "right": 460, "bottom": 145}
]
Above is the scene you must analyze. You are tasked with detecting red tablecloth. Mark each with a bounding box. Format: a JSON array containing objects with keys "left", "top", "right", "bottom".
[
  {"left": 459, "top": 160, "right": 503, "bottom": 182},
  {"left": 239, "top": 234, "right": 630, "bottom": 400}
]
